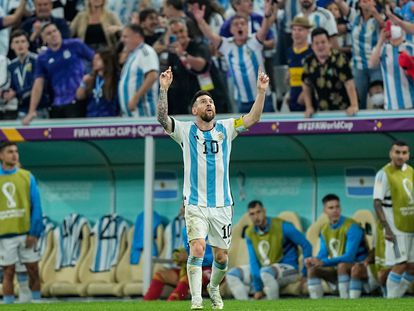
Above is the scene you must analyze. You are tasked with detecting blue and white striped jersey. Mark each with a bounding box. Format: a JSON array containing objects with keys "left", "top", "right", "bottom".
[
  {"left": 379, "top": 42, "right": 414, "bottom": 110},
  {"left": 118, "top": 43, "right": 159, "bottom": 117},
  {"left": 349, "top": 9, "right": 381, "bottom": 70},
  {"left": 219, "top": 36, "right": 264, "bottom": 103},
  {"left": 170, "top": 118, "right": 243, "bottom": 207},
  {"left": 298, "top": 7, "right": 338, "bottom": 37}
]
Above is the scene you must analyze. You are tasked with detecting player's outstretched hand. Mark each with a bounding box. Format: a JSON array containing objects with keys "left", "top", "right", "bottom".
[
  {"left": 160, "top": 66, "right": 173, "bottom": 90},
  {"left": 257, "top": 69, "right": 269, "bottom": 93}
]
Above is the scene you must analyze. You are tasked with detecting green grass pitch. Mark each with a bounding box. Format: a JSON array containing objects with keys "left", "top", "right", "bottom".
[{"left": 1, "top": 298, "right": 414, "bottom": 311}]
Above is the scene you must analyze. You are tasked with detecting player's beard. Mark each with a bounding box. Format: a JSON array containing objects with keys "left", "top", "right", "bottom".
[
  {"left": 200, "top": 110, "right": 215, "bottom": 122},
  {"left": 302, "top": 0, "right": 313, "bottom": 9}
]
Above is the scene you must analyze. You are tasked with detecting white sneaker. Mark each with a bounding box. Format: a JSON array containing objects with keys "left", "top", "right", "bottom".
[
  {"left": 207, "top": 283, "right": 224, "bottom": 310},
  {"left": 191, "top": 297, "right": 203, "bottom": 310}
]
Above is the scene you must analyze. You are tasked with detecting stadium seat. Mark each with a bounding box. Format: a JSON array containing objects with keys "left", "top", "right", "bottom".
[
  {"left": 42, "top": 223, "right": 90, "bottom": 297},
  {"left": 77, "top": 226, "right": 128, "bottom": 297},
  {"left": 278, "top": 211, "right": 303, "bottom": 232},
  {"left": 305, "top": 213, "right": 329, "bottom": 257},
  {"left": 352, "top": 210, "right": 376, "bottom": 249},
  {"left": 39, "top": 230, "right": 55, "bottom": 284},
  {"left": 121, "top": 225, "right": 164, "bottom": 297}
]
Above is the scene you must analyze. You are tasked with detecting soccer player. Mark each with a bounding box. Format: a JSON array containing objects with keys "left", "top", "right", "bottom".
[
  {"left": 157, "top": 66, "right": 269, "bottom": 309},
  {"left": 305, "top": 194, "right": 368, "bottom": 299},
  {"left": 349, "top": 221, "right": 390, "bottom": 298},
  {"left": 373, "top": 140, "right": 414, "bottom": 298},
  {"left": 226, "top": 200, "right": 312, "bottom": 300},
  {"left": 0, "top": 142, "right": 44, "bottom": 304}
]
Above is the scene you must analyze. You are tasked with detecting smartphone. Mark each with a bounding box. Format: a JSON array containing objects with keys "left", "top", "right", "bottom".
[{"left": 169, "top": 35, "right": 177, "bottom": 44}]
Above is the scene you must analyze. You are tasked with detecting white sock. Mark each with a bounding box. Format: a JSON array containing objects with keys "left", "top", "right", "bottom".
[
  {"left": 187, "top": 256, "right": 203, "bottom": 301},
  {"left": 387, "top": 272, "right": 402, "bottom": 298},
  {"left": 260, "top": 268, "right": 279, "bottom": 299},
  {"left": 397, "top": 272, "right": 414, "bottom": 298},
  {"left": 226, "top": 272, "right": 249, "bottom": 300},
  {"left": 308, "top": 278, "right": 323, "bottom": 299},
  {"left": 338, "top": 274, "right": 350, "bottom": 299},
  {"left": 349, "top": 278, "right": 362, "bottom": 299},
  {"left": 16, "top": 272, "right": 32, "bottom": 303},
  {"left": 210, "top": 260, "right": 228, "bottom": 288}
]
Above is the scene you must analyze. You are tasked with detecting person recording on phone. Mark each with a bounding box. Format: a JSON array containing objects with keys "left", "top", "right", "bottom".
[{"left": 163, "top": 18, "right": 229, "bottom": 115}]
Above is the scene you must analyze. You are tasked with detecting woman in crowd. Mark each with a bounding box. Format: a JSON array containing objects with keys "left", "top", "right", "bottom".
[
  {"left": 76, "top": 47, "right": 119, "bottom": 117},
  {"left": 70, "top": 0, "right": 122, "bottom": 50}
]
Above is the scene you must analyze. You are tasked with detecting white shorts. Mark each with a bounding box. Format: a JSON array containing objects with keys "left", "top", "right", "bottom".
[
  {"left": 385, "top": 233, "right": 414, "bottom": 266},
  {"left": 0, "top": 235, "right": 40, "bottom": 266},
  {"left": 236, "top": 263, "right": 298, "bottom": 287},
  {"left": 185, "top": 204, "right": 233, "bottom": 250}
]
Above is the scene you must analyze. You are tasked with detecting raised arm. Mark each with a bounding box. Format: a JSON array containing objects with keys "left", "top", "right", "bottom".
[
  {"left": 369, "top": 28, "right": 386, "bottom": 68},
  {"left": 157, "top": 67, "right": 174, "bottom": 133},
  {"left": 256, "top": 0, "right": 278, "bottom": 43},
  {"left": 242, "top": 69, "right": 269, "bottom": 129},
  {"left": 1, "top": 0, "right": 26, "bottom": 28},
  {"left": 191, "top": 4, "right": 222, "bottom": 49}
]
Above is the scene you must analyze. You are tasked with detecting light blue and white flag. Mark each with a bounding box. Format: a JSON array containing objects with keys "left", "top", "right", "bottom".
[{"left": 345, "top": 167, "right": 376, "bottom": 197}]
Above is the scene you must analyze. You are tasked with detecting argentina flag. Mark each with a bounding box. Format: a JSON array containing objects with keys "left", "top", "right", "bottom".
[
  {"left": 345, "top": 168, "right": 376, "bottom": 197},
  {"left": 154, "top": 171, "right": 178, "bottom": 201}
]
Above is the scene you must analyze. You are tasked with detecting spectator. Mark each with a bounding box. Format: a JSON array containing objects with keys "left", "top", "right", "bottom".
[
  {"left": 286, "top": 16, "right": 313, "bottom": 112},
  {"left": 336, "top": 0, "right": 384, "bottom": 110},
  {"left": 279, "top": 0, "right": 302, "bottom": 65},
  {"left": 118, "top": 24, "right": 159, "bottom": 117},
  {"left": 23, "top": 23, "right": 94, "bottom": 125},
  {"left": 305, "top": 194, "right": 368, "bottom": 299},
  {"left": 0, "top": 142, "right": 44, "bottom": 305},
  {"left": 220, "top": 0, "right": 276, "bottom": 95},
  {"left": 107, "top": 0, "right": 140, "bottom": 26},
  {"left": 373, "top": 140, "right": 414, "bottom": 299},
  {"left": 139, "top": 8, "right": 164, "bottom": 46},
  {"left": 6, "top": 30, "right": 49, "bottom": 120},
  {"left": 0, "top": 54, "right": 16, "bottom": 120},
  {"left": 367, "top": 80, "right": 384, "bottom": 109},
  {"left": 70, "top": 0, "right": 122, "bottom": 51},
  {"left": 21, "top": 0, "right": 71, "bottom": 53},
  {"left": 0, "top": 0, "right": 27, "bottom": 30},
  {"left": 76, "top": 47, "right": 119, "bottom": 117},
  {"left": 369, "top": 25, "right": 414, "bottom": 110},
  {"left": 302, "top": 27, "right": 359, "bottom": 117},
  {"left": 326, "top": 1, "right": 351, "bottom": 58},
  {"left": 192, "top": 1, "right": 276, "bottom": 113},
  {"left": 163, "top": 0, "right": 203, "bottom": 41},
  {"left": 164, "top": 18, "right": 229, "bottom": 114},
  {"left": 226, "top": 200, "right": 312, "bottom": 300},
  {"left": 297, "top": 0, "right": 339, "bottom": 49}
]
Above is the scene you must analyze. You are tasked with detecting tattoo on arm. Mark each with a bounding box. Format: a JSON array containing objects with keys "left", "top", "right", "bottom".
[{"left": 157, "top": 88, "right": 170, "bottom": 130}]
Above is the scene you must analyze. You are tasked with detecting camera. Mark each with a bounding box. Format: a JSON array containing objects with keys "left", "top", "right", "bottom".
[{"left": 169, "top": 35, "right": 177, "bottom": 44}]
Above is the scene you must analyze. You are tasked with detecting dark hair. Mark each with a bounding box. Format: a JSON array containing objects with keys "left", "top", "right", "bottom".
[
  {"left": 41, "top": 22, "right": 58, "bottom": 34},
  {"left": 311, "top": 27, "right": 330, "bottom": 42},
  {"left": 247, "top": 200, "right": 263, "bottom": 209},
  {"left": 95, "top": 47, "right": 118, "bottom": 101},
  {"left": 0, "top": 142, "right": 17, "bottom": 152},
  {"left": 10, "top": 29, "right": 29, "bottom": 42},
  {"left": 187, "top": 0, "right": 225, "bottom": 22},
  {"left": 391, "top": 140, "right": 408, "bottom": 148},
  {"left": 322, "top": 193, "right": 340, "bottom": 205},
  {"left": 166, "top": 0, "right": 184, "bottom": 10},
  {"left": 124, "top": 24, "right": 145, "bottom": 37},
  {"left": 368, "top": 80, "right": 383, "bottom": 89},
  {"left": 191, "top": 90, "right": 213, "bottom": 106},
  {"left": 139, "top": 8, "right": 158, "bottom": 22}
]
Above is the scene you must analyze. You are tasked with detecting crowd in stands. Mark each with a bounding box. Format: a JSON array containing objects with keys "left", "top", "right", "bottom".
[{"left": 0, "top": 0, "right": 414, "bottom": 121}]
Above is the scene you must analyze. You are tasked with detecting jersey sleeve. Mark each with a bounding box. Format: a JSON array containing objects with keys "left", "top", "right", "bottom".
[
  {"left": 141, "top": 47, "right": 160, "bottom": 74},
  {"left": 168, "top": 118, "right": 185, "bottom": 144},
  {"left": 373, "top": 169, "right": 388, "bottom": 200},
  {"left": 218, "top": 37, "right": 231, "bottom": 56},
  {"left": 325, "top": 10, "right": 339, "bottom": 36},
  {"left": 221, "top": 118, "right": 244, "bottom": 140}
]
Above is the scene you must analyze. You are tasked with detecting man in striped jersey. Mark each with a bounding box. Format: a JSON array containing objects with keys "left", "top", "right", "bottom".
[
  {"left": 157, "top": 66, "right": 269, "bottom": 309},
  {"left": 118, "top": 24, "right": 159, "bottom": 117},
  {"left": 192, "top": 0, "right": 276, "bottom": 113},
  {"left": 373, "top": 141, "right": 414, "bottom": 298},
  {"left": 369, "top": 25, "right": 414, "bottom": 110}
]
